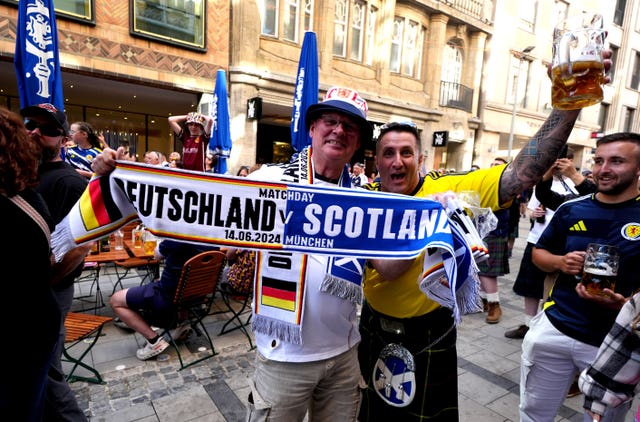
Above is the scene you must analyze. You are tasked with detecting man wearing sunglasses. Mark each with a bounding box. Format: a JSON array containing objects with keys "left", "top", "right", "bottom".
[{"left": 21, "top": 103, "right": 91, "bottom": 421}]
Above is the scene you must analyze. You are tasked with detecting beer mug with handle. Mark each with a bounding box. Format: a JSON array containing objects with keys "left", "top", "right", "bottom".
[
  {"left": 551, "top": 12, "right": 606, "bottom": 110},
  {"left": 581, "top": 243, "right": 620, "bottom": 296}
]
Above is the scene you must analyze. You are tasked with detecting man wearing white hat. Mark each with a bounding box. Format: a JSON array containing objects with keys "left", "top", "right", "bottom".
[
  {"left": 90, "top": 86, "right": 372, "bottom": 421},
  {"left": 243, "top": 86, "right": 372, "bottom": 421}
]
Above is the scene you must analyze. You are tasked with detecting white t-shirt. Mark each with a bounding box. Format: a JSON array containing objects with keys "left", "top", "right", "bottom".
[
  {"left": 248, "top": 164, "right": 361, "bottom": 362},
  {"left": 527, "top": 176, "right": 579, "bottom": 244}
]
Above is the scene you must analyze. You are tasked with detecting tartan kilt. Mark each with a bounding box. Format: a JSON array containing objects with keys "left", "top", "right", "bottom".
[
  {"left": 477, "top": 235, "right": 509, "bottom": 277},
  {"left": 358, "top": 304, "right": 459, "bottom": 421}
]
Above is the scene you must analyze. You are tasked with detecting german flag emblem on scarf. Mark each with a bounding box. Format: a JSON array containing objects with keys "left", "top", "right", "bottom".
[{"left": 79, "top": 177, "right": 123, "bottom": 230}]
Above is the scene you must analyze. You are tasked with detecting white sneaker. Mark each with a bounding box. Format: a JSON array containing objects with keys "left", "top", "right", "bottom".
[
  {"left": 136, "top": 338, "right": 169, "bottom": 360},
  {"left": 168, "top": 323, "right": 192, "bottom": 342}
]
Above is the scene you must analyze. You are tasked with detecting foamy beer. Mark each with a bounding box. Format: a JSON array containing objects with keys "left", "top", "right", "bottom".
[
  {"left": 581, "top": 243, "right": 620, "bottom": 296},
  {"left": 551, "top": 12, "right": 605, "bottom": 110}
]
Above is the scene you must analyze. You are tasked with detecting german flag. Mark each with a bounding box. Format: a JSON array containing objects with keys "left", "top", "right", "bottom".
[
  {"left": 261, "top": 277, "right": 297, "bottom": 311},
  {"left": 79, "top": 177, "right": 122, "bottom": 231}
]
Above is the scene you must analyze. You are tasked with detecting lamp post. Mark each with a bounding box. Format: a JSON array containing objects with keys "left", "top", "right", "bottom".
[{"left": 507, "top": 45, "right": 535, "bottom": 160}]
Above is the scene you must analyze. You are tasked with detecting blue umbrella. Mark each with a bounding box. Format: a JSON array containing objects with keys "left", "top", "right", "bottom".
[
  {"left": 291, "top": 32, "right": 318, "bottom": 152},
  {"left": 209, "top": 69, "right": 232, "bottom": 174},
  {"left": 14, "top": 0, "right": 64, "bottom": 109}
]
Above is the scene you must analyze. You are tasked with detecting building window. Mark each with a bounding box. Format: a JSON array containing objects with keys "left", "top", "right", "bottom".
[
  {"left": 349, "top": 1, "right": 365, "bottom": 61},
  {"left": 5, "top": 0, "right": 95, "bottom": 23},
  {"left": 507, "top": 55, "right": 532, "bottom": 108},
  {"left": 402, "top": 20, "right": 423, "bottom": 77},
  {"left": 614, "top": 0, "right": 627, "bottom": 26},
  {"left": 389, "top": 17, "right": 402, "bottom": 72},
  {"left": 260, "top": 0, "right": 278, "bottom": 36},
  {"left": 259, "top": 0, "right": 313, "bottom": 42},
  {"left": 609, "top": 45, "right": 619, "bottom": 82},
  {"left": 131, "top": 0, "right": 206, "bottom": 51},
  {"left": 518, "top": 0, "right": 537, "bottom": 32},
  {"left": 598, "top": 103, "right": 609, "bottom": 132},
  {"left": 282, "top": 0, "right": 299, "bottom": 42},
  {"left": 631, "top": 51, "right": 640, "bottom": 90},
  {"left": 389, "top": 15, "right": 424, "bottom": 77},
  {"left": 332, "top": 0, "right": 376, "bottom": 64},
  {"left": 365, "top": 6, "right": 377, "bottom": 65},
  {"left": 622, "top": 106, "right": 635, "bottom": 132},
  {"left": 442, "top": 41, "right": 462, "bottom": 85},
  {"left": 333, "top": 0, "right": 348, "bottom": 56},
  {"left": 304, "top": 0, "right": 313, "bottom": 31}
]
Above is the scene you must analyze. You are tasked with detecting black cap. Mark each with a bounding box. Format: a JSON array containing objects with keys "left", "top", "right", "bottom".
[{"left": 20, "top": 103, "right": 69, "bottom": 135}]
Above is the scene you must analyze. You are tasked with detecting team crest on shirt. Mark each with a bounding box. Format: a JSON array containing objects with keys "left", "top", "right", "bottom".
[
  {"left": 621, "top": 223, "right": 640, "bottom": 240},
  {"left": 373, "top": 343, "right": 416, "bottom": 407}
]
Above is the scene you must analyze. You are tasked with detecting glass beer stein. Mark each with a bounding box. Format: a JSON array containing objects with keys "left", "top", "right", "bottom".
[{"left": 581, "top": 243, "right": 620, "bottom": 296}]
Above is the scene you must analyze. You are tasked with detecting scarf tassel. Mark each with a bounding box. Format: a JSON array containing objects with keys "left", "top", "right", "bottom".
[
  {"left": 51, "top": 214, "right": 75, "bottom": 262},
  {"left": 252, "top": 314, "right": 302, "bottom": 345},
  {"left": 320, "top": 275, "right": 363, "bottom": 304}
]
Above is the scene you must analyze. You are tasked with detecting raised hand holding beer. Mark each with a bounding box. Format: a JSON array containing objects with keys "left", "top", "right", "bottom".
[{"left": 551, "top": 12, "right": 606, "bottom": 109}]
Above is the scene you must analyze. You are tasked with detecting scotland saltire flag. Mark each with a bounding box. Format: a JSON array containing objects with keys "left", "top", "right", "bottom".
[
  {"left": 14, "top": 0, "right": 64, "bottom": 109},
  {"left": 290, "top": 32, "right": 318, "bottom": 152},
  {"left": 209, "top": 69, "right": 232, "bottom": 174}
]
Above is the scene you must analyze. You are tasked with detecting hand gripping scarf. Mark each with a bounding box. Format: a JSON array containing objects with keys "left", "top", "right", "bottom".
[{"left": 51, "top": 149, "right": 473, "bottom": 342}]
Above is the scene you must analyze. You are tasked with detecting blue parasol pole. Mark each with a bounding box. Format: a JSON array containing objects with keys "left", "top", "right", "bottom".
[
  {"left": 291, "top": 31, "right": 318, "bottom": 153},
  {"left": 210, "top": 69, "right": 232, "bottom": 174}
]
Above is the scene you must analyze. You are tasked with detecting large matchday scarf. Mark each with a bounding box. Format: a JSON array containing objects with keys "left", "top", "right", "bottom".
[
  {"left": 51, "top": 161, "right": 454, "bottom": 261},
  {"left": 51, "top": 151, "right": 474, "bottom": 340}
]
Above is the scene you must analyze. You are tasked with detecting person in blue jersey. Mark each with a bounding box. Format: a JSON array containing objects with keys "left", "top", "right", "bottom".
[
  {"left": 520, "top": 132, "right": 640, "bottom": 422},
  {"left": 65, "top": 121, "right": 102, "bottom": 178}
]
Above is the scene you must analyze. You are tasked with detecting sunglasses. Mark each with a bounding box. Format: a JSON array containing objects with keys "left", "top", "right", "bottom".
[
  {"left": 378, "top": 121, "right": 419, "bottom": 139},
  {"left": 24, "top": 119, "right": 64, "bottom": 137}
]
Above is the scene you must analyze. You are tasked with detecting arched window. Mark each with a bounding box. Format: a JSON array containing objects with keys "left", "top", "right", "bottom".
[
  {"left": 390, "top": 15, "right": 424, "bottom": 77},
  {"left": 442, "top": 41, "right": 463, "bottom": 84}
]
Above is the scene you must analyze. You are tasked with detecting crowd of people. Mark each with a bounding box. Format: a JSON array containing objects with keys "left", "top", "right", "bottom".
[{"left": 7, "top": 46, "right": 640, "bottom": 422}]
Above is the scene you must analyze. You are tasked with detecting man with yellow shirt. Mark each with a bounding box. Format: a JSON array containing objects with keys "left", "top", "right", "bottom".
[{"left": 357, "top": 109, "right": 587, "bottom": 421}]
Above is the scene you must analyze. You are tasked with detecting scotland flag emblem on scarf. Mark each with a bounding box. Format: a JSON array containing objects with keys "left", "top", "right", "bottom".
[{"left": 14, "top": 0, "right": 64, "bottom": 109}]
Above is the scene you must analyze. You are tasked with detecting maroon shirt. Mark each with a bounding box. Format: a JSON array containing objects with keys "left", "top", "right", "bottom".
[{"left": 180, "top": 132, "right": 207, "bottom": 172}]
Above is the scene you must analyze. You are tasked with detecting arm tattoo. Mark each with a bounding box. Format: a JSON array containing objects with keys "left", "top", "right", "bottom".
[{"left": 499, "top": 109, "right": 580, "bottom": 204}]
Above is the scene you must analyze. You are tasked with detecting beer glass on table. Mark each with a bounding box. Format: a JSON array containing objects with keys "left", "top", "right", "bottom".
[
  {"left": 551, "top": 12, "right": 606, "bottom": 110},
  {"left": 580, "top": 243, "right": 619, "bottom": 296},
  {"left": 142, "top": 231, "right": 157, "bottom": 256}
]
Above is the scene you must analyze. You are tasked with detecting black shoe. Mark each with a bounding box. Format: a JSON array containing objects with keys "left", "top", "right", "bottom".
[{"left": 504, "top": 324, "right": 529, "bottom": 339}]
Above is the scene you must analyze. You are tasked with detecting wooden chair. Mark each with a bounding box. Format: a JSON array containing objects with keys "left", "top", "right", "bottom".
[
  {"left": 62, "top": 312, "right": 113, "bottom": 384},
  {"left": 162, "top": 250, "right": 227, "bottom": 370}
]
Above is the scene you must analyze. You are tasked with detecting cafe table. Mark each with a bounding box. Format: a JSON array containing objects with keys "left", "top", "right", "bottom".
[
  {"left": 78, "top": 245, "right": 129, "bottom": 312},
  {"left": 109, "top": 239, "right": 161, "bottom": 293}
]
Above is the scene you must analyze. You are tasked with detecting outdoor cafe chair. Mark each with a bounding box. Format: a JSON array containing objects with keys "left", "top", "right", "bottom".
[
  {"left": 161, "top": 250, "right": 227, "bottom": 370},
  {"left": 62, "top": 312, "right": 113, "bottom": 384}
]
